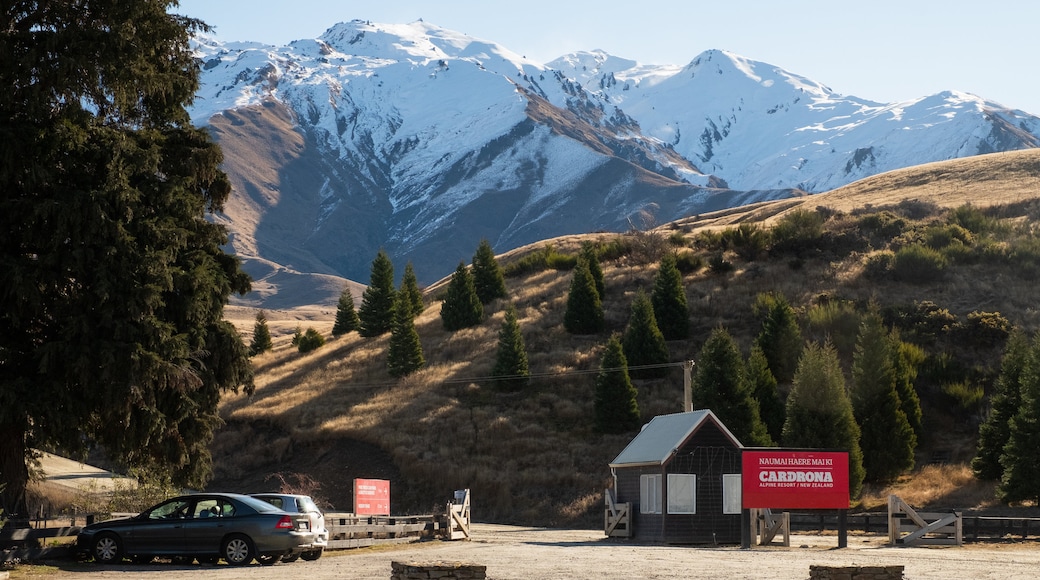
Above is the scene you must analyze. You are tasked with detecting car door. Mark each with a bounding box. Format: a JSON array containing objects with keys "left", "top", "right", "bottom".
[
  {"left": 127, "top": 498, "right": 191, "bottom": 555},
  {"left": 181, "top": 497, "right": 236, "bottom": 555}
]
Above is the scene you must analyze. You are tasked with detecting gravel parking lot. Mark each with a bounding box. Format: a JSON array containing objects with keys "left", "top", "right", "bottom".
[{"left": 35, "top": 523, "right": 1040, "bottom": 579}]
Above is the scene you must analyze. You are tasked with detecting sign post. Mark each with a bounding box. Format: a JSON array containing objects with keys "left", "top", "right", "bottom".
[
  {"left": 353, "top": 478, "right": 391, "bottom": 516},
  {"left": 741, "top": 449, "right": 850, "bottom": 548}
]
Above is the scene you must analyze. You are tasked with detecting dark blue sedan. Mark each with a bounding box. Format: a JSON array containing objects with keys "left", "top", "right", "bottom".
[{"left": 76, "top": 492, "right": 317, "bottom": 565}]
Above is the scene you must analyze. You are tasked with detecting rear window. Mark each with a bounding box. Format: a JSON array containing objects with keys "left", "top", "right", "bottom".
[
  {"left": 297, "top": 496, "right": 319, "bottom": 513},
  {"left": 238, "top": 495, "right": 283, "bottom": 513}
]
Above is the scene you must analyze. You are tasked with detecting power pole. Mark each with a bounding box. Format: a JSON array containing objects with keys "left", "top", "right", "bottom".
[{"left": 683, "top": 360, "right": 695, "bottom": 412}]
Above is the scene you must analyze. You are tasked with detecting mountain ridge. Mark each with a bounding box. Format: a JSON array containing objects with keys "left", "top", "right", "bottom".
[{"left": 192, "top": 20, "right": 1040, "bottom": 306}]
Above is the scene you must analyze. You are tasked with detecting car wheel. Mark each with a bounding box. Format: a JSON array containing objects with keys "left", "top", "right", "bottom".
[
  {"left": 281, "top": 554, "right": 300, "bottom": 563},
  {"left": 257, "top": 554, "right": 281, "bottom": 566},
  {"left": 92, "top": 533, "right": 123, "bottom": 564},
  {"left": 221, "top": 534, "right": 255, "bottom": 566},
  {"left": 300, "top": 549, "right": 322, "bottom": 561}
]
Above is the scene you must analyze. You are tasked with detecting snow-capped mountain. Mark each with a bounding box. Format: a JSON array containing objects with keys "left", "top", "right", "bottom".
[{"left": 189, "top": 20, "right": 1040, "bottom": 302}]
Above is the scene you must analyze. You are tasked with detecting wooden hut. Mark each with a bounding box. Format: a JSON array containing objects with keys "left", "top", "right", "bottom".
[{"left": 608, "top": 410, "right": 744, "bottom": 544}]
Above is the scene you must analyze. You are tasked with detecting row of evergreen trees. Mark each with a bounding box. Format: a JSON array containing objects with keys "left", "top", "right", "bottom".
[{"left": 249, "top": 237, "right": 923, "bottom": 499}]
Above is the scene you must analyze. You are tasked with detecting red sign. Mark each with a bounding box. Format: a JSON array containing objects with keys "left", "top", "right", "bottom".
[
  {"left": 353, "top": 478, "right": 390, "bottom": 515},
  {"left": 741, "top": 450, "right": 849, "bottom": 509}
]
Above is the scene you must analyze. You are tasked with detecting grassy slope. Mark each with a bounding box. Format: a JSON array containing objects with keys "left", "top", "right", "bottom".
[{"left": 214, "top": 149, "right": 1040, "bottom": 524}]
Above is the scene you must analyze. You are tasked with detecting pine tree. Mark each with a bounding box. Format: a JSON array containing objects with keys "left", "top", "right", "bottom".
[
  {"left": 440, "top": 262, "right": 484, "bottom": 331},
  {"left": 651, "top": 253, "right": 689, "bottom": 340},
  {"left": 754, "top": 292, "right": 804, "bottom": 385},
  {"left": 580, "top": 241, "right": 605, "bottom": 299},
  {"left": 621, "top": 292, "right": 670, "bottom": 379},
  {"left": 692, "top": 328, "right": 773, "bottom": 446},
  {"left": 0, "top": 3, "right": 254, "bottom": 514},
  {"left": 782, "top": 342, "right": 866, "bottom": 500},
  {"left": 400, "top": 263, "right": 425, "bottom": 318},
  {"left": 851, "top": 312, "right": 916, "bottom": 483},
  {"left": 471, "top": 239, "right": 508, "bottom": 304},
  {"left": 358, "top": 250, "right": 396, "bottom": 337},
  {"left": 973, "top": 329, "right": 1029, "bottom": 480},
  {"left": 249, "top": 310, "right": 274, "bottom": 356},
  {"left": 491, "top": 305, "right": 530, "bottom": 390},
  {"left": 893, "top": 337, "right": 925, "bottom": 439},
  {"left": 331, "top": 288, "right": 360, "bottom": 336},
  {"left": 997, "top": 330, "right": 1040, "bottom": 503},
  {"left": 594, "top": 334, "right": 641, "bottom": 434},
  {"left": 564, "top": 257, "right": 604, "bottom": 334},
  {"left": 747, "top": 345, "right": 785, "bottom": 443},
  {"left": 387, "top": 294, "right": 425, "bottom": 378}
]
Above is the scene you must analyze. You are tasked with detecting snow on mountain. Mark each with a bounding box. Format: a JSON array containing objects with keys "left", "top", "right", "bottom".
[{"left": 188, "top": 20, "right": 1040, "bottom": 301}]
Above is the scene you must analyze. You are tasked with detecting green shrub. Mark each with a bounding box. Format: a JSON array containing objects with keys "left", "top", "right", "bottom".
[
  {"left": 962, "top": 311, "right": 1011, "bottom": 345},
  {"left": 726, "top": 223, "right": 769, "bottom": 261},
  {"left": 297, "top": 328, "right": 326, "bottom": 353},
  {"left": 949, "top": 203, "right": 999, "bottom": 236},
  {"left": 941, "top": 381, "right": 985, "bottom": 411},
  {"left": 891, "top": 244, "right": 947, "bottom": 283},
  {"left": 805, "top": 299, "right": 863, "bottom": 359},
  {"left": 771, "top": 209, "right": 825, "bottom": 252},
  {"left": 923, "top": 224, "right": 974, "bottom": 250},
  {"left": 694, "top": 229, "right": 727, "bottom": 251},
  {"left": 708, "top": 252, "right": 733, "bottom": 274},
  {"left": 674, "top": 251, "right": 704, "bottom": 274},
  {"left": 863, "top": 251, "right": 894, "bottom": 279},
  {"left": 504, "top": 244, "right": 576, "bottom": 277},
  {"left": 857, "top": 211, "right": 907, "bottom": 240},
  {"left": 668, "top": 230, "right": 688, "bottom": 247}
]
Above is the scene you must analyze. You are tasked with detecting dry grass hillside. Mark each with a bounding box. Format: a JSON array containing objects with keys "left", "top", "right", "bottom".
[{"left": 214, "top": 149, "right": 1040, "bottom": 525}]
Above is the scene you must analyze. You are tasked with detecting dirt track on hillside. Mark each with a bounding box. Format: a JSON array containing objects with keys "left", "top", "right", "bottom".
[{"left": 35, "top": 524, "right": 1040, "bottom": 580}]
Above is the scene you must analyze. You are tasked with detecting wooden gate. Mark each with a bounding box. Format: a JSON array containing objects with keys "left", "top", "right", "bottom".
[
  {"left": 446, "top": 488, "right": 471, "bottom": 540},
  {"left": 604, "top": 489, "right": 631, "bottom": 537},
  {"left": 750, "top": 508, "right": 790, "bottom": 546},
  {"left": 888, "top": 494, "right": 962, "bottom": 546}
]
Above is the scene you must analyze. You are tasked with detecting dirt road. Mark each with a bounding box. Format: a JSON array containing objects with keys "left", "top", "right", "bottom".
[{"left": 37, "top": 524, "right": 1040, "bottom": 579}]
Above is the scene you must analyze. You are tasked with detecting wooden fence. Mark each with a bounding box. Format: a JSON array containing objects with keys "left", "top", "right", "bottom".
[
  {"left": 324, "top": 488, "right": 472, "bottom": 549},
  {"left": 888, "top": 495, "right": 962, "bottom": 546}
]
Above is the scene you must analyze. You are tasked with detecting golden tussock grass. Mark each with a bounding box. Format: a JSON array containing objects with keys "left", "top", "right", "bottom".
[
  {"left": 213, "top": 150, "right": 1040, "bottom": 525},
  {"left": 858, "top": 463, "right": 998, "bottom": 512}
]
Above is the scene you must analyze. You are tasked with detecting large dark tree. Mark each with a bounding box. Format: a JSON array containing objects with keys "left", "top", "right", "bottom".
[
  {"left": 358, "top": 250, "right": 396, "bottom": 337},
  {"left": 782, "top": 342, "right": 865, "bottom": 499},
  {"left": 471, "top": 239, "right": 507, "bottom": 305},
  {"left": 692, "top": 328, "right": 772, "bottom": 446},
  {"left": 0, "top": 2, "right": 253, "bottom": 515},
  {"left": 973, "top": 329, "right": 1029, "bottom": 480},
  {"left": 621, "top": 291, "right": 670, "bottom": 379},
  {"left": 594, "top": 334, "right": 641, "bottom": 434},
  {"left": 651, "top": 253, "right": 688, "bottom": 340},
  {"left": 440, "top": 262, "right": 483, "bottom": 331}
]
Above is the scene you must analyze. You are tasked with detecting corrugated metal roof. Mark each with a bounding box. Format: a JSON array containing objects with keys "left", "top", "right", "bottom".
[{"left": 609, "top": 409, "right": 743, "bottom": 468}]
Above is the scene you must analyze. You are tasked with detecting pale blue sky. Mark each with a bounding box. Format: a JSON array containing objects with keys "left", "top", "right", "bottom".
[{"left": 174, "top": 0, "right": 1040, "bottom": 114}]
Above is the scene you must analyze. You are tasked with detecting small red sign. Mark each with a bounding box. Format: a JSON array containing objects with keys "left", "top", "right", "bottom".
[
  {"left": 354, "top": 478, "right": 390, "bottom": 515},
  {"left": 742, "top": 450, "right": 849, "bottom": 509}
]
